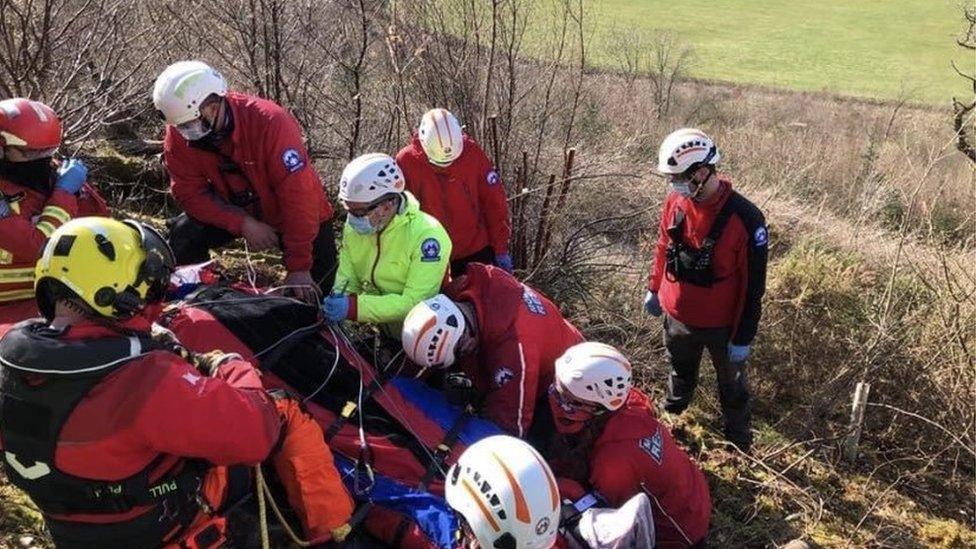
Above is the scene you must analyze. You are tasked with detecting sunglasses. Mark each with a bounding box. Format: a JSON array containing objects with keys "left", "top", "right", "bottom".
[{"left": 345, "top": 198, "right": 389, "bottom": 218}]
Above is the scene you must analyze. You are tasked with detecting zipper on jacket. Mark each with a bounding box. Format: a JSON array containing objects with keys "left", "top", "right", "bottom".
[{"left": 369, "top": 231, "right": 383, "bottom": 291}]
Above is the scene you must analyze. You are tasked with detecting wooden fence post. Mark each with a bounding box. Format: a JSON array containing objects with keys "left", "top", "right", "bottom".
[{"left": 843, "top": 382, "right": 871, "bottom": 461}]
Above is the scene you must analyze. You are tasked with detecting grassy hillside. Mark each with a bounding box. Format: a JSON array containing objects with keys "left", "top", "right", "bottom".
[{"left": 526, "top": 0, "right": 970, "bottom": 105}]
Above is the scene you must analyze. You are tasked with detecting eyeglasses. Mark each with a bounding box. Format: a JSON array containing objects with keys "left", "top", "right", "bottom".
[
  {"left": 553, "top": 384, "right": 599, "bottom": 412},
  {"left": 345, "top": 198, "right": 388, "bottom": 218}
]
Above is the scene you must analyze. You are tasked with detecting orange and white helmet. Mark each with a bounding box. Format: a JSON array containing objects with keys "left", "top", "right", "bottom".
[
  {"left": 401, "top": 294, "right": 466, "bottom": 368},
  {"left": 446, "top": 435, "right": 560, "bottom": 549},
  {"left": 0, "top": 98, "right": 61, "bottom": 155},
  {"left": 656, "top": 127, "right": 720, "bottom": 175},
  {"left": 555, "top": 342, "right": 632, "bottom": 411},
  {"left": 418, "top": 108, "right": 464, "bottom": 166}
]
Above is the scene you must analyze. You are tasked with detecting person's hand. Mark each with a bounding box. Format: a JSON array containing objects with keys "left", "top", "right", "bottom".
[
  {"left": 282, "top": 270, "right": 320, "bottom": 304},
  {"left": 241, "top": 216, "right": 278, "bottom": 252},
  {"left": 728, "top": 344, "right": 750, "bottom": 363},
  {"left": 444, "top": 372, "right": 476, "bottom": 407},
  {"left": 494, "top": 252, "right": 514, "bottom": 273},
  {"left": 55, "top": 158, "right": 87, "bottom": 195},
  {"left": 194, "top": 350, "right": 243, "bottom": 376},
  {"left": 322, "top": 294, "right": 350, "bottom": 323},
  {"left": 643, "top": 290, "right": 662, "bottom": 317}
]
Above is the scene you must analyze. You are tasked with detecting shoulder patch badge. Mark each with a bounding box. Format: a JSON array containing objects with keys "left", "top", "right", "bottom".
[
  {"left": 753, "top": 226, "right": 768, "bottom": 247},
  {"left": 639, "top": 426, "right": 665, "bottom": 465},
  {"left": 282, "top": 148, "right": 306, "bottom": 174},
  {"left": 494, "top": 367, "right": 515, "bottom": 388},
  {"left": 420, "top": 237, "right": 441, "bottom": 262},
  {"left": 521, "top": 286, "right": 547, "bottom": 316},
  {"left": 486, "top": 169, "right": 500, "bottom": 186}
]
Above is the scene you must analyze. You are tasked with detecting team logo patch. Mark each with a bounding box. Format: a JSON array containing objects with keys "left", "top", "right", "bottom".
[
  {"left": 281, "top": 148, "right": 306, "bottom": 174},
  {"left": 639, "top": 427, "right": 665, "bottom": 465},
  {"left": 494, "top": 368, "right": 514, "bottom": 388},
  {"left": 420, "top": 238, "right": 441, "bottom": 262},
  {"left": 487, "top": 169, "right": 500, "bottom": 186},
  {"left": 754, "top": 226, "right": 768, "bottom": 247},
  {"left": 522, "top": 286, "right": 546, "bottom": 316}
]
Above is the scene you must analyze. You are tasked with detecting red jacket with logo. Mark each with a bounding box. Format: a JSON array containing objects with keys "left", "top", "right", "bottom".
[
  {"left": 0, "top": 176, "right": 108, "bottom": 306},
  {"left": 396, "top": 135, "right": 511, "bottom": 260},
  {"left": 647, "top": 177, "right": 768, "bottom": 345},
  {"left": 588, "top": 389, "right": 711, "bottom": 547},
  {"left": 446, "top": 263, "right": 583, "bottom": 437},
  {"left": 163, "top": 92, "right": 333, "bottom": 272},
  {"left": 0, "top": 319, "right": 282, "bottom": 526}
]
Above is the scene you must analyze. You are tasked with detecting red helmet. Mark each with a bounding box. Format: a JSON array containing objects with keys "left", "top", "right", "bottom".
[{"left": 0, "top": 98, "right": 61, "bottom": 150}]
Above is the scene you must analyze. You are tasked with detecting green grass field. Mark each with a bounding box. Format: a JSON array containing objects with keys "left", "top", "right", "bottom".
[{"left": 530, "top": 0, "right": 972, "bottom": 105}]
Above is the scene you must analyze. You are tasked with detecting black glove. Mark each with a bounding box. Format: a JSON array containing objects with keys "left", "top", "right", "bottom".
[{"left": 444, "top": 372, "right": 476, "bottom": 408}]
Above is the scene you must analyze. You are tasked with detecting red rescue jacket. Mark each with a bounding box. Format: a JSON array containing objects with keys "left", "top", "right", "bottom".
[
  {"left": 0, "top": 319, "right": 282, "bottom": 528},
  {"left": 396, "top": 135, "right": 511, "bottom": 260},
  {"left": 446, "top": 263, "right": 583, "bottom": 437},
  {"left": 163, "top": 92, "right": 333, "bottom": 272},
  {"left": 0, "top": 176, "right": 108, "bottom": 305},
  {"left": 647, "top": 177, "right": 767, "bottom": 344},
  {"left": 588, "top": 389, "right": 711, "bottom": 547}
]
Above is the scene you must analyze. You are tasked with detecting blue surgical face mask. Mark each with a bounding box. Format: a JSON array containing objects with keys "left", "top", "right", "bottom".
[{"left": 347, "top": 213, "right": 377, "bottom": 235}]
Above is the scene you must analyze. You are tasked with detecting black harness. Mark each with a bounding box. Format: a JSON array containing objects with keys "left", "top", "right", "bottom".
[
  {"left": 0, "top": 321, "right": 206, "bottom": 547},
  {"left": 665, "top": 192, "right": 746, "bottom": 287}
]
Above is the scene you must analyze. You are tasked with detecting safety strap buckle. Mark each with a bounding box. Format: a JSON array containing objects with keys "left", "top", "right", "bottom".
[{"left": 353, "top": 445, "right": 375, "bottom": 497}]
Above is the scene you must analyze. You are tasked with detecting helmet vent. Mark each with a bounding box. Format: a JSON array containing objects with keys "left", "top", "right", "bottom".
[
  {"left": 53, "top": 234, "right": 76, "bottom": 256},
  {"left": 94, "top": 234, "right": 115, "bottom": 261},
  {"left": 446, "top": 314, "right": 459, "bottom": 328}
]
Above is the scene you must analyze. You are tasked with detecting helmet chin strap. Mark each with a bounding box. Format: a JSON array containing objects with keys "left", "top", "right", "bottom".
[{"left": 688, "top": 166, "right": 716, "bottom": 202}]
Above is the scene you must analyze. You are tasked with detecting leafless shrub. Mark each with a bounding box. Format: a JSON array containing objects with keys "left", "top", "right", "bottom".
[
  {"left": 0, "top": 0, "right": 164, "bottom": 148},
  {"left": 610, "top": 28, "right": 692, "bottom": 120},
  {"left": 952, "top": 6, "right": 975, "bottom": 162}
]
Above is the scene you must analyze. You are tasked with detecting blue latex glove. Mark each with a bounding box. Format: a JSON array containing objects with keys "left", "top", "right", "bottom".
[
  {"left": 322, "top": 294, "right": 350, "bottom": 323},
  {"left": 55, "top": 158, "right": 87, "bottom": 194},
  {"left": 643, "top": 290, "right": 662, "bottom": 317},
  {"left": 495, "top": 252, "right": 514, "bottom": 273},
  {"left": 728, "top": 344, "right": 751, "bottom": 363}
]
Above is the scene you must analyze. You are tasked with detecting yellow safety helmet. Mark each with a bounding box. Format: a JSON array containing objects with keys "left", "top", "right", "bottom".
[{"left": 35, "top": 217, "right": 175, "bottom": 320}]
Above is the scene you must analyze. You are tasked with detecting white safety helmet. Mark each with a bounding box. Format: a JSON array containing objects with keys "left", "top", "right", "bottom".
[
  {"left": 153, "top": 60, "right": 228, "bottom": 126},
  {"left": 656, "top": 127, "right": 721, "bottom": 175},
  {"left": 337, "top": 153, "right": 406, "bottom": 205},
  {"left": 402, "top": 294, "right": 467, "bottom": 368},
  {"left": 418, "top": 108, "right": 464, "bottom": 167},
  {"left": 446, "top": 435, "right": 561, "bottom": 549},
  {"left": 555, "top": 342, "right": 633, "bottom": 411}
]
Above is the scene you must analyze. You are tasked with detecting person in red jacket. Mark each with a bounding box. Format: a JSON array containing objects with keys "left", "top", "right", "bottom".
[
  {"left": 396, "top": 109, "right": 512, "bottom": 276},
  {"left": 153, "top": 60, "right": 335, "bottom": 303},
  {"left": 644, "top": 128, "right": 768, "bottom": 452},
  {"left": 0, "top": 98, "right": 109, "bottom": 336},
  {"left": 530, "top": 342, "right": 712, "bottom": 548},
  {"left": 401, "top": 263, "right": 583, "bottom": 437},
  {"left": 0, "top": 217, "right": 353, "bottom": 547}
]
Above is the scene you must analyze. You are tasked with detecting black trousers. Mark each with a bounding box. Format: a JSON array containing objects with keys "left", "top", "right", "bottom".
[
  {"left": 662, "top": 313, "right": 752, "bottom": 450},
  {"left": 166, "top": 213, "right": 338, "bottom": 293},
  {"left": 450, "top": 245, "right": 496, "bottom": 278}
]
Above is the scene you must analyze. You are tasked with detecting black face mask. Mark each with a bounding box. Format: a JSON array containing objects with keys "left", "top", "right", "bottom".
[{"left": 0, "top": 158, "right": 56, "bottom": 194}]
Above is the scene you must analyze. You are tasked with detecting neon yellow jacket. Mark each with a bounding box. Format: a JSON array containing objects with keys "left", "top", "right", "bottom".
[{"left": 335, "top": 192, "right": 452, "bottom": 328}]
